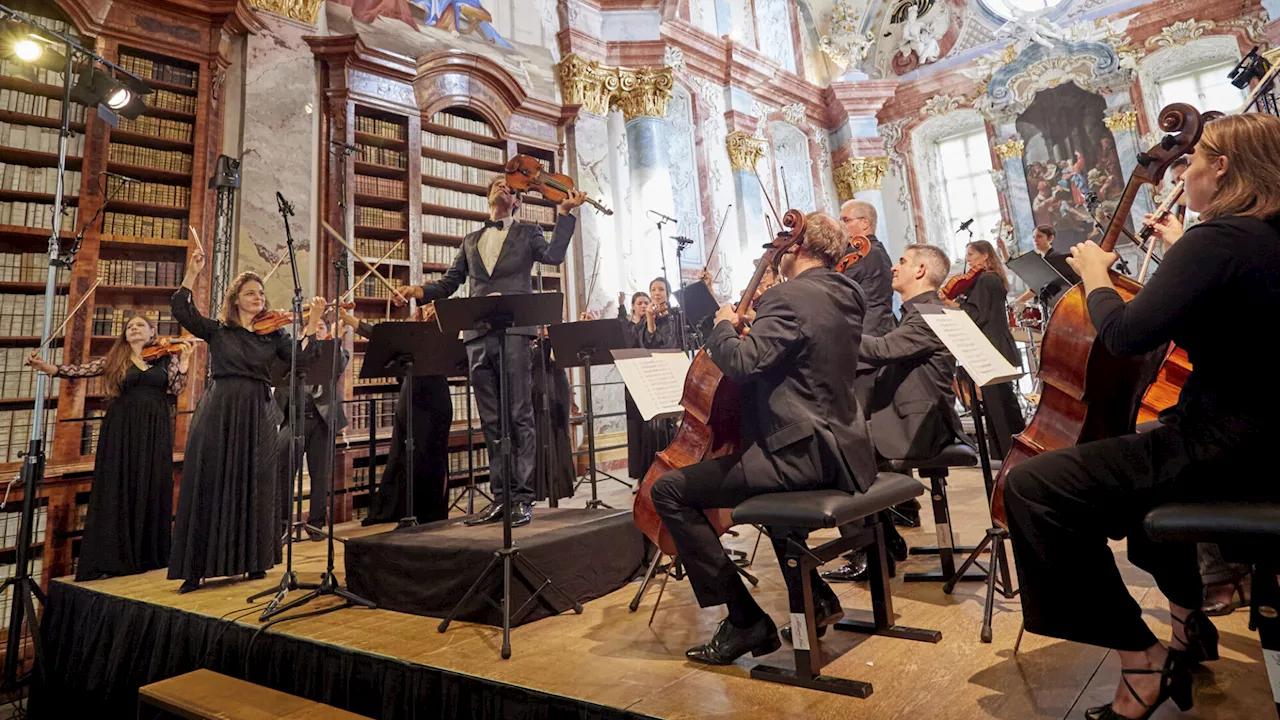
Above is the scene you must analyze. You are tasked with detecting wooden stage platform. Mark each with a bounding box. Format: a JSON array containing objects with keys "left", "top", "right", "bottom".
[{"left": 34, "top": 471, "right": 1276, "bottom": 719}]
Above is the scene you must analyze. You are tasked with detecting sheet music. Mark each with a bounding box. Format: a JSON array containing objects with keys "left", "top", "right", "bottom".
[
  {"left": 917, "top": 306, "right": 1022, "bottom": 387},
  {"left": 612, "top": 349, "right": 691, "bottom": 421}
]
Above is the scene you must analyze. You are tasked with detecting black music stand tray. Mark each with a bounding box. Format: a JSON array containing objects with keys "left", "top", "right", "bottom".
[
  {"left": 433, "top": 293, "right": 583, "bottom": 660},
  {"left": 675, "top": 280, "right": 719, "bottom": 333},
  {"left": 548, "top": 319, "right": 630, "bottom": 508},
  {"left": 361, "top": 321, "right": 467, "bottom": 529}
]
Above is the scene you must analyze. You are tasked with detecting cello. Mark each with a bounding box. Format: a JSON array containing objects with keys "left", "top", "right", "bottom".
[
  {"left": 989, "top": 103, "right": 1203, "bottom": 527},
  {"left": 633, "top": 210, "right": 809, "bottom": 555}
]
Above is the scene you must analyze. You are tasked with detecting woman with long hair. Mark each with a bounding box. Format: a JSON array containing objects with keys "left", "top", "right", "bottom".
[
  {"left": 1005, "top": 113, "right": 1280, "bottom": 719},
  {"left": 167, "top": 249, "right": 323, "bottom": 593},
  {"left": 943, "top": 240, "right": 1025, "bottom": 457},
  {"left": 26, "top": 315, "right": 191, "bottom": 581}
]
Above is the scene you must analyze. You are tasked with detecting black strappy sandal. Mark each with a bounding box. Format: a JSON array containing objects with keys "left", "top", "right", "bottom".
[
  {"left": 1171, "top": 608, "right": 1219, "bottom": 665},
  {"left": 1083, "top": 650, "right": 1192, "bottom": 720}
]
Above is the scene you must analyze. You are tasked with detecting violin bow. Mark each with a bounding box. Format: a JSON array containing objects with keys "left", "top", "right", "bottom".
[
  {"left": 261, "top": 247, "right": 288, "bottom": 283},
  {"left": 705, "top": 203, "right": 733, "bottom": 283},
  {"left": 39, "top": 280, "right": 100, "bottom": 351},
  {"left": 188, "top": 225, "right": 204, "bottom": 256},
  {"left": 341, "top": 239, "right": 405, "bottom": 302},
  {"left": 753, "top": 167, "right": 783, "bottom": 228},
  {"left": 322, "top": 222, "right": 409, "bottom": 304},
  {"left": 779, "top": 165, "right": 791, "bottom": 210},
  {"left": 583, "top": 243, "right": 602, "bottom": 312}
]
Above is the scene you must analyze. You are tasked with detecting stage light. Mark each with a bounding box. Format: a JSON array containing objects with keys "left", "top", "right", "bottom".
[
  {"left": 105, "top": 86, "right": 130, "bottom": 109},
  {"left": 13, "top": 37, "right": 40, "bottom": 63}
]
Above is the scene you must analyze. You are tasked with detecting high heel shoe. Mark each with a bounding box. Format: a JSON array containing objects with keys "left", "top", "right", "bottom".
[
  {"left": 1202, "top": 576, "right": 1249, "bottom": 617},
  {"left": 1084, "top": 650, "right": 1192, "bottom": 720},
  {"left": 1171, "top": 608, "right": 1219, "bottom": 665}
]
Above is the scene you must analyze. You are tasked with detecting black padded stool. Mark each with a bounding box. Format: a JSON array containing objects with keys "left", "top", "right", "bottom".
[
  {"left": 731, "top": 472, "right": 943, "bottom": 698},
  {"left": 1145, "top": 503, "right": 1280, "bottom": 716},
  {"left": 886, "top": 444, "right": 983, "bottom": 584}
]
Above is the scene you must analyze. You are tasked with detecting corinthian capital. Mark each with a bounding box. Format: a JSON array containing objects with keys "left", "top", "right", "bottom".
[
  {"left": 559, "top": 54, "right": 674, "bottom": 120},
  {"left": 726, "top": 131, "right": 766, "bottom": 172},
  {"left": 834, "top": 156, "right": 889, "bottom": 200}
]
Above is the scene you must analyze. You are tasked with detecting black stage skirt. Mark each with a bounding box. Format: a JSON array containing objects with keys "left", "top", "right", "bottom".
[
  {"left": 625, "top": 390, "right": 675, "bottom": 480},
  {"left": 533, "top": 360, "right": 574, "bottom": 503},
  {"left": 368, "top": 376, "right": 451, "bottom": 524},
  {"left": 168, "top": 377, "right": 281, "bottom": 581},
  {"left": 76, "top": 386, "right": 174, "bottom": 582}
]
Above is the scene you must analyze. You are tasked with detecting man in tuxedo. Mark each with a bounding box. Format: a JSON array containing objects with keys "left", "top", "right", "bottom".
[
  {"left": 648, "top": 213, "right": 879, "bottom": 665},
  {"left": 823, "top": 243, "right": 967, "bottom": 582},
  {"left": 839, "top": 199, "right": 896, "bottom": 413},
  {"left": 395, "top": 177, "right": 585, "bottom": 528},
  {"left": 276, "top": 317, "right": 350, "bottom": 540}
]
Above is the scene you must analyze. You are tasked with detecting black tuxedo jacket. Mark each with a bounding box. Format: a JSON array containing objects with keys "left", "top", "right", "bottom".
[
  {"left": 705, "top": 266, "right": 879, "bottom": 494},
  {"left": 842, "top": 235, "right": 896, "bottom": 370},
  {"left": 860, "top": 292, "right": 964, "bottom": 462},
  {"left": 419, "top": 213, "right": 576, "bottom": 301}
]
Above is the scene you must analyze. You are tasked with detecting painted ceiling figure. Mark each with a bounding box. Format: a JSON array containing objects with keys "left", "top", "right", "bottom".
[{"left": 416, "top": 0, "right": 513, "bottom": 47}]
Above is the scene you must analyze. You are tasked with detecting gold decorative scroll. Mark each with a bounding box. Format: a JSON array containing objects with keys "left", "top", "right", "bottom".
[
  {"left": 994, "top": 138, "right": 1025, "bottom": 161},
  {"left": 247, "top": 0, "right": 323, "bottom": 24},
  {"left": 559, "top": 54, "right": 674, "bottom": 120},
  {"left": 834, "top": 156, "right": 889, "bottom": 200},
  {"left": 726, "top": 131, "right": 766, "bottom": 172},
  {"left": 1104, "top": 110, "right": 1138, "bottom": 133}
]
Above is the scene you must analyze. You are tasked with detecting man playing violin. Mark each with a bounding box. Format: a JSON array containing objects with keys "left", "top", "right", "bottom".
[
  {"left": 839, "top": 200, "right": 897, "bottom": 419},
  {"left": 649, "top": 212, "right": 878, "bottom": 665},
  {"left": 393, "top": 176, "right": 586, "bottom": 528}
]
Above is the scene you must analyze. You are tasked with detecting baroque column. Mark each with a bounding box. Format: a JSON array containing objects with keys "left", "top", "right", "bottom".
[
  {"left": 1103, "top": 108, "right": 1153, "bottom": 232},
  {"left": 994, "top": 137, "right": 1034, "bottom": 254},
  {"left": 617, "top": 67, "right": 677, "bottom": 290},
  {"left": 725, "top": 130, "right": 767, "bottom": 286}
]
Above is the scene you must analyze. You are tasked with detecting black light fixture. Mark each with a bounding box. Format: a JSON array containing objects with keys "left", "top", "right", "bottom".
[{"left": 71, "top": 63, "right": 150, "bottom": 124}]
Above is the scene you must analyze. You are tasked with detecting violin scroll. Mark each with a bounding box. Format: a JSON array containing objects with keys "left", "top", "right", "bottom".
[{"left": 835, "top": 234, "right": 870, "bottom": 272}]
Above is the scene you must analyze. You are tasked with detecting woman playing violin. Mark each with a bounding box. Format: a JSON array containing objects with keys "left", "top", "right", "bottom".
[
  {"left": 26, "top": 314, "right": 192, "bottom": 581},
  {"left": 1004, "top": 113, "right": 1280, "bottom": 720},
  {"left": 167, "top": 249, "right": 324, "bottom": 593},
  {"left": 941, "top": 240, "right": 1024, "bottom": 457}
]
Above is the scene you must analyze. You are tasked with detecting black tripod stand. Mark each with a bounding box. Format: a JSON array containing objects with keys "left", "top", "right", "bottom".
[{"left": 435, "top": 294, "right": 582, "bottom": 659}]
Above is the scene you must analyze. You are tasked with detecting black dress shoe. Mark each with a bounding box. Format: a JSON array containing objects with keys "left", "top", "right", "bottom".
[
  {"left": 821, "top": 549, "right": 897, "bottom": 583},
  {"left": 686, "top": 615, "right": 780, "bottom": 666},
  {"left": 889, "top": 500, "right": 921, "bottom": 528},
  {"left": 178, "top": 579, "right": 201, "bottom": 594},
  {"left": 780, "top": 592, "right": 844, "bottom": 645},
  {"left": 887, "top": 532, "right": 909, "bottom": 562},
  {"left": 464, "top": 502, "right": 506, "bottom": 526},
  {"left": 510, "top": 501, "right": 532, "bottom": 528},
  {"left": 247, "top": 571, "right": 267, "bottom": 580},
  {"left": 305, "top": 525, "right": 326, "bottom": 542}
]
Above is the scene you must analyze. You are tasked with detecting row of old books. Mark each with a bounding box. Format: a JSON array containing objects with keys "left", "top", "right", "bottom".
[
  {"left": 423, "top": 243, "right": 456, "bottom": 266},
  {"left": 0, "top": 201, "right": 78, "bottom": 232},
  {"left": 0, "top": 346, "right": 64, "bottom": 400},
  {"left": 421, "top": 131, "right": 504, "bottom": 164},
  {"left": 351, "top": 356, "right": 395, "bottom": 387},
  {"left": 354, "top": 175, "right": 406, "bottom": 200},
  {"left": 354, "top": 237, "right": 408, "bottom": 261},
  {"left": 355, "top": 275, "right": 405, "bottom": 300},
  {"left": 101, "top": 212, "right": 187, "bottom": 240},
  {"left": 91, "top": 308, "right": 181, "bottom": 337},
  {"left": 0, "top": 408, "right": 56, "bottom": 464},
  {"left": 447, "top": 446, "right": 488, "bottom": 476},
  {"left": 0, "top": 122, "right": 86, "bottom": 156},
  {"left": 516, "top": 203, "right": 555, "bottom": 225},
  {"left": 448, "top": 384, "right": 481, "bottom": 426},
  {"left": 79, "top": 408, "right": 103, "bottom": 455},
  {"left": 0, "top": 60, "right": 67, "bottom": 89},
  {"left": 0, "top": 253, "right": 71, "bottom": 283},
  {"left": 0, "top": 294, "right": 68, "bottom": 336},
  {"left": 346, "top": 391, "right": 396, "bottom": 429},
  {"left": 0, "top": 90, "right": 86, "bottom": 125},
  {"left": 96, "top": 259, "right": 185, "bottom": 287},
  {"left": 355, "top": 207, "right": 406, "bottom": 231},
  {"left": 0, "top": 163, "right": 81, "bottom": 197},
  {"left": 117, "top": 114, "right": 194, "bottom": 143},
  {"left": 105, "top": 176, "right": 191, "bottom": 209},
  {"left": 0, "top": 505, "right": 47, "bottom": 547},
  {"left": 108, "top": 143, "right": 193, "bottom": 174},
  {"left": 422, "top": 157, "right": 498, "bottom": 187},
  {"left": 422, "top": 213, "right": 481, "bottom": 238},
  {"left": 119, "top": 54, "right": 198, "bottom": 89},
  {"left": 143, "top": 88, "right": 198, "bottom": 116},
  {"left": 355, "top": 143, "right": 406, "bottom": 170},
  {"left": 421, "top": 185, "right": 488, "bottom": 213},
  {"left": 355, "top": 115, "right": 405, "bottom": 141},
  {"left": 429, "top": 112, "right": 496, "bottom": 139}
]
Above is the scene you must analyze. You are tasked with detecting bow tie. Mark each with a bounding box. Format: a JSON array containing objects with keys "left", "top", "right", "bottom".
[{"left": 483, "top": 219, "right": 506, "bottom": 231}]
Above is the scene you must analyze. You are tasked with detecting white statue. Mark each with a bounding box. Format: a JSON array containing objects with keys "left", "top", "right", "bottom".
[
  {"left": 898, "top": 4, "right": 947, "bottom": 65},
  {"left": 994, "top": 5, "right": 1065, "bottom": 51}
]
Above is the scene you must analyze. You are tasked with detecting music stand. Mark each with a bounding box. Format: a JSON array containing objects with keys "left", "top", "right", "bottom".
[
  {"left": 434, "top": 293, "right": 583, "bottom": 660},
  {"left": 361, "top": 321, "right": 467, "bottom": 528},
  {"left": 548, "top": 319, "right": 630, "bottom": 508},
  {"left": 675, "top": 281, "right": 718, "bottom": 350}
]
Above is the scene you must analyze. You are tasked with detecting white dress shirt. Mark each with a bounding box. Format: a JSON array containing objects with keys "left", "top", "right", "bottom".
[{"left": 478, "top": 217, "right": 515, "bottom": 275}]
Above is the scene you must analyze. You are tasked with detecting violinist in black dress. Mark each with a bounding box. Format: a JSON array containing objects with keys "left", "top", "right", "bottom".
[
  {"left": 168, "top": 248, "right": 323, "bottom": 593},
  {"left": 25, "top": 315, "right": 191, "bottom": 581},
  {"left": 944, "top": 240, "right": 1025, "bottom": 458},
  {"left": 618, "top": 291, "right": 652, "bottom": 479},
  {"left": 1004, "top": 113, "right": 1280, "bottom": 720}
]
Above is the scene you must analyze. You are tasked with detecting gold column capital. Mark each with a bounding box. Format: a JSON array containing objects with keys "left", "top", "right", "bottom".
[
  {"left": 246, "top": 0, "right": 323, "bottom": 23},
  {"left": 614, "top": 66, "right": 674, "bottom": 121},
  {"left": 559, "top": 53, "right": 673, "bottom": 120},
  {"left": 995, "top": 138, "right": 1025, "bottom": 161},
  {"left": 834, "top": 156, "right": 889, "bottom": 200},
  {"left": 726, "top": 131, "right": 766, "bottom": 173},
  {"left": 1103, "top": 109, "right": 1139, "bottom": 133}
]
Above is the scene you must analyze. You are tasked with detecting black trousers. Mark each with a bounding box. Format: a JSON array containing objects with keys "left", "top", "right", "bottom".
[
  {"left": 278, "top": 413, "right": 334, "bottom": 527},
  {"left": 982, "top": 381, "right": 1025, "bottom": 460},
  {"left": 650, "top": 450, "right": 833, "bottom": 612},
  {"left": 469, "top": 333, "right": 535, "bottom": 504},
  {"left": 1004, "top": 422, "right": 1270, "bottom": 651}
]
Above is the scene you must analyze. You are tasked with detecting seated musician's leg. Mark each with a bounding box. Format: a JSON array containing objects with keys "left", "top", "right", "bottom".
[
  {"left": 770, "top": 527, "right": 844, "bottom": 646},
  {"left": 650, "top": 455, "right": 782, "bottom": 665}
]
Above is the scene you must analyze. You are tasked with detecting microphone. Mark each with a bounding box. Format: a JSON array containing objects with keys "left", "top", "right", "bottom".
[
  {"left": 672, "top": 235, "right": 694, "bottom": 247},
  {"left": 647, "top": 209, "right": 678, "bottom": 224},
  {"left": 101, "top": 171, "right": 137, "bottom": 183},
  {"left": 276, "top": 191, "right": 295, "bottom": 217},
  {"left": 958, "top": 218, "right": 974, "bottom": 232}
]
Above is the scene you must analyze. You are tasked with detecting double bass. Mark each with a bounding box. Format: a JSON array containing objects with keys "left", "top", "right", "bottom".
[
  {"left": 633, "top": 210, "right": 809, "bottom": 554},
  {"left": 989, "top": 104, "right": 1204, "bottom": 527}
]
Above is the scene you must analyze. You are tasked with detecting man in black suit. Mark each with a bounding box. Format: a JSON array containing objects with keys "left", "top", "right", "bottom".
[
  {"left": 823, "top": 243, "right": 967, "bottom": 582},
  {"left": 395, "top": 178, "right": 585, "bottom": 527},
  {"left": 839, "top": 199, "right": 896, "bottom": 413},
  {"left": 276, "top": 316, "right": 350, "bottom": 540},
  {"left": 1014, "top": 225, "right": 1081, "bottom": 310},
  {"left": 649, "top": 212, "right": 879, "bottom": 666}
]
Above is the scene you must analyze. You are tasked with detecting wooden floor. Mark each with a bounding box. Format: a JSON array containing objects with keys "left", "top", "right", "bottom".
[{"left": 64, "top": 471, "right": 1275, "bottom": 720}]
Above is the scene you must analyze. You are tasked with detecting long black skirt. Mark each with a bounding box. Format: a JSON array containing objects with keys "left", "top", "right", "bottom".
[
  {"left": 533, "top": 363, "right": 574, "bottom": 503},
  {"left": 76, "top": 387, "right": 174, "bottom": 582},
  {"left": 168, "top": 378, "right": 281, "bottom": 581},
  {"left": 625, "top": 390, "right": 675, "bottom": 480},
  {"left": 367, "top": 376, "right": 451, "bottom": 524},
  {"left": 983, "top": 381, "right": 1025, "bottom": 460}
]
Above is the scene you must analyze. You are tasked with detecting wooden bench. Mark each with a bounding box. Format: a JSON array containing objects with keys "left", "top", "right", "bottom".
[{"left": 138, "top": 669, "right": 366, "bottom": 719}]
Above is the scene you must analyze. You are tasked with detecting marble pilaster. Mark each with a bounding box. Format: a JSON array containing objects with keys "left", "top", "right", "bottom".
[
  {"left": 994, "top": 131, "right": 1035, "bottom": 255},
  {"left": 725, "top": 130, "right": 767, "bottom": 288},
  {"left": 1104, "top": 107, "right": 1154, "bottom": 263},
  {"left": 627, "top": 116, "right": 677, "bottom": 290}
]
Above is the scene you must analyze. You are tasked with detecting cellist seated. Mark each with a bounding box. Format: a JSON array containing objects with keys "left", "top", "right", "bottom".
[{"left": 648, "top": 213, "right": 879, "bottom": 666}]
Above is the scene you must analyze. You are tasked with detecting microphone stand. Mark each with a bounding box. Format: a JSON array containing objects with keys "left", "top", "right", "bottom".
[
  {"left": 650, "top": 213, "right": 685, "bottom": 352},
  {"left": 673, "top": 234, "right": 695, "bottom": 349}
]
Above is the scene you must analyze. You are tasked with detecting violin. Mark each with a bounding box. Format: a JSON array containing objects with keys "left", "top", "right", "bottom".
[
  {"left": 940, "top": 265, "right": 984, "bottom": 300},
  {"left": 504, "top": 154, "right": 613, "bottom": 216},
  {"left": 140, "top": 337, "right": 202, "bottom": 361},
  {"left": 633, "top": 209, "right": 808, "bottom": 554},
  {"left": 834, "top": 234, "right": 870, "bottom": 272},
  {"left": 251, "top": 300, "right": 355, "bottom": 335}
]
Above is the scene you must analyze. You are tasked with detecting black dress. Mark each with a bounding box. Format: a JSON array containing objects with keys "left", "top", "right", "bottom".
[
  {"left": 531, "top": 337, "right": 574, "bottom": 502},
  {"left": 631, "top": 308, "right": 686, "bottom": 475},
  {"left": 167, "top": 288, "right": 309, "bottom": 581},
  {"left": 617, "top": 310, "right": 652, "bottom": 479},
  {"left": 959, "top": 272, "right": 1025, "bottom": 458},
  {"left": 65, "top": 355, "right": 186, "bottom": 581}
]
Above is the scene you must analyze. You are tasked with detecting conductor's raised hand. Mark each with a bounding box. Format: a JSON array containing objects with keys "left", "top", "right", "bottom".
[
  {"left": 391, "top": 285, "right": 421, "bottom": 307},
  {"left": 183, "top": 248, "right": 206, "bottom": 288}
]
